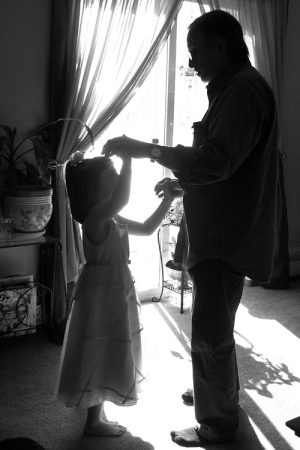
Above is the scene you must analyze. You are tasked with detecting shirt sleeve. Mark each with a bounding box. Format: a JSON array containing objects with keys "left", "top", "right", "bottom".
[{"left": 171, "top": 79, "right": 273, "bottom": 186}]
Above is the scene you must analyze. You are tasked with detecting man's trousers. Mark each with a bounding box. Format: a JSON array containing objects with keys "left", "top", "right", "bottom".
[{"left": 188, "top": 258, "right": 245, "bottom": 442}]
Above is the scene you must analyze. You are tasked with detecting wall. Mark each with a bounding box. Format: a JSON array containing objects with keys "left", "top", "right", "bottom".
[
  {"left": 0, "top": 0, "right": 52, "bottom": 279},
  {"left": 0, "top": 0, "right": 51, "bottom": 134},
  {"left": 281, "top": 0, "right": 300, "bottom": 276}
]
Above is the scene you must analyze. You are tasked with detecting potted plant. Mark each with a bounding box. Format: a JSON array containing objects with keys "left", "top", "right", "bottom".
[
  {"left": 164, "top": 199, "right": 190, "bottom": 288},
  {"left": 0, "top": 119, "right": 93, "bottom": 233}
]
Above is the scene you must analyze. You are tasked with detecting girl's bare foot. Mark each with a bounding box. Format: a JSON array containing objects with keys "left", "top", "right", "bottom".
[
  {"left": 84, "top": 420, "right": 127, "bottom": 437},
  {"left": 84, "top": 402, "right": 126, "bottom": 436}
]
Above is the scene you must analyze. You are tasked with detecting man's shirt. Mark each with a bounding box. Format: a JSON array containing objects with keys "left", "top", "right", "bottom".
[{"left": 172, "top": 62, "right": 278, "bottom": 282}]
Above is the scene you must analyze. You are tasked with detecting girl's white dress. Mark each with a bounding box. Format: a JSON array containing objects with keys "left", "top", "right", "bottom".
[{"left": 55, "top": 219, "right": 146, "bottom": 408}]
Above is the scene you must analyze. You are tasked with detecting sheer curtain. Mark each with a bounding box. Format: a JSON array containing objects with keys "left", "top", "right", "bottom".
[
  {"left": 50, "top": 0, "right": 184, "bottom": 321},
  {"left": 196, "top": 0, "right": 290, "bottom": 288}
]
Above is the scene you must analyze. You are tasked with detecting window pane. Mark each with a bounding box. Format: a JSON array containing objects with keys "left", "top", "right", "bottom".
[
  {"left": 173, "top": 1, "right": 209, "bottom": 146},
  {"left": 89, "top": 45, "right": 168, "bottom": 292}
]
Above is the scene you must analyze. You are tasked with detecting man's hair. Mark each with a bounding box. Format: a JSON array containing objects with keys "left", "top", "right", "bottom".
[
  {"left": 188, "top": 10, "right": 249, "bottom": 63},
  {"left": 65, "top": 156, "right": 112, "bottom": 224}
]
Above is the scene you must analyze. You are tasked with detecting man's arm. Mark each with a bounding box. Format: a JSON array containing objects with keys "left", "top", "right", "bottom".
[
  {"left": 102, "top": 78, "right": 271, "bottom": 186},
  {"left": 102, "top": 136, "right": 183, "bottom": 172}
]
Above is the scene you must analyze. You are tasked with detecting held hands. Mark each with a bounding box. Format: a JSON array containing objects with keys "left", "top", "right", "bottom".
[
  {"left": 155, "top": 178, "right": 184, "bottom": 199},
  {"left": 102, "top": 135, "right": 150, "bottom": 159}
]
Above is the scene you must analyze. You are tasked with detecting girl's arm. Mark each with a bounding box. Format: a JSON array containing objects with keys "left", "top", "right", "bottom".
[
  {"left": 118, "top": 179, "right": 174, "bottom": 236},
  {"left": 85, "top": 157, "right": 132, "bottom": 245},
  {"left": 88, "top": 156, "right": 132, "bottom": 224},
  {"left": 109, "top": 156, "right": 132, "bottom": 216}
]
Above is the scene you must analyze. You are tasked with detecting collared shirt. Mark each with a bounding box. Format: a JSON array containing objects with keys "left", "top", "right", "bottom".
[{"left": 171, "top": 62, "right": 278, "bottom": 282}]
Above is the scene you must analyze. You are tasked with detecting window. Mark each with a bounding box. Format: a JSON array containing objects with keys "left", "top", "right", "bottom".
[{"left": 87, "top": 1, "right": 209, "bottom": 295}]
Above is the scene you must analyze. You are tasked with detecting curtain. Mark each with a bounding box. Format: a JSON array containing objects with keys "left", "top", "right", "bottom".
[
  {"left": 50, "top": 0, "right": 184, "bottom": 321},
  {"left": 197, "top": 0, "right": 288, "bottom": 128},
  {"left": 194, "top": 0, "right": 290, "bottom": 289}
]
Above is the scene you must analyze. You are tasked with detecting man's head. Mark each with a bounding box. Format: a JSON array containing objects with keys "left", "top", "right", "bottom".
[{"left": 187, "top": 10, "right": 249, "bottom": 83}]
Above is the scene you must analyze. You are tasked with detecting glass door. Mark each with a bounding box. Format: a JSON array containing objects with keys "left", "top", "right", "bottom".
[
  {"left": 87, "top": 42, "right": 168, "bottom": 294},
  {"left": 88, "top": 1, "right": 209, "bottom": 296}
]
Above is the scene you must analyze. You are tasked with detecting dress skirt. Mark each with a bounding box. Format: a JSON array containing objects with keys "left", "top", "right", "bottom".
[{"left": 55, "top": 263, "right": 146, "bottom": 409}]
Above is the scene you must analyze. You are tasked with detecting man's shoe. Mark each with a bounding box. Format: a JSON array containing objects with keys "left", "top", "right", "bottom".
[{"left": 182, "top": 388, "right": 194, "bottom": 405}]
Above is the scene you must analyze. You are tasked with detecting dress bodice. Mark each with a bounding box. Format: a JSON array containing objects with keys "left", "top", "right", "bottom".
[{"left": 82, "top": 220, "right": 129, "bottom": 266}]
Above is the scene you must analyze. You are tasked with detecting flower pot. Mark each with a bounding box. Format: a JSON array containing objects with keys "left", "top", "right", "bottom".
[
  {"left": 165, "top": 260, "right": 190, "bottom": 288},
  {"left": 3, "top": 186, "right": 53, "bottom": 233}
]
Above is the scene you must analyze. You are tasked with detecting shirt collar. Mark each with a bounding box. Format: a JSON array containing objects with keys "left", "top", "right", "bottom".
[{"left": 206, "top": 59, "right": 252, "bottom": 104}]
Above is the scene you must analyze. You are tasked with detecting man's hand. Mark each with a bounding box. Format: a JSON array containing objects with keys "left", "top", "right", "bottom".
[
  {"left": 102, "top": 136, "right": 151, "bottom": 159},
  {"left": 154, "top": 178, "right": 184, "bottom": 199}
]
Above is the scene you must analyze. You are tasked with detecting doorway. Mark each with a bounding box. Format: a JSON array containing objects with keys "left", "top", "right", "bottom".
[{"left": 88, "top": 1, "right": 209, "bottom": 295}]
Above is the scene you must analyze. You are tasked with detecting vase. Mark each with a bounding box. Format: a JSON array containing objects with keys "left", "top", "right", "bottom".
[{"left": 3, "top": 186, "right": 53, "bottom": 233}]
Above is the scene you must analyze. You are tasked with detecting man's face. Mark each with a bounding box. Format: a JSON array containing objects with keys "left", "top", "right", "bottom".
[{"left": 187, "top": 33, "right": 224, "bottom": 83}]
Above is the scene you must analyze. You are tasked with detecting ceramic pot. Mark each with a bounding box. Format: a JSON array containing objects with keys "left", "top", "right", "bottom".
[
  {"left": 3, "top": 186, "right": 53, "bottom": 233},
  {"left": 165, "top": 259, "right": 190, "bottom": 287}
]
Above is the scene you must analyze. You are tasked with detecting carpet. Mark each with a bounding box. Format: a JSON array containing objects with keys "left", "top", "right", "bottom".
[{"left": 0, "top": 279, "right": 299, "bottom": 449}]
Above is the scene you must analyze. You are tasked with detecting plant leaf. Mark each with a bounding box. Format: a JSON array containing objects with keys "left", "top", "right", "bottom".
[
  {"left": 29, "top": 137, "right": 51, "bottom": 177},
  {"left": 0, "top": 126, "right": 16, "bottom": 154},
  {"left": 26, "top": 118, "right": 94, "bottom": 149},
  {"left": 22, "top": 160, "right": 42, "bottom": 185}
]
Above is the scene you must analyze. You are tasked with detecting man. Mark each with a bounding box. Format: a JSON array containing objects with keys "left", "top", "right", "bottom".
[{"left": 103, "top": 10, "right": 278, "bottom": 446}]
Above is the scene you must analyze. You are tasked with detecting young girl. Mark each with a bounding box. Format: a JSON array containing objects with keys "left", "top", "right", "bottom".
[{"left": 55, "top": 152, "right": 174, "bottom": 437}]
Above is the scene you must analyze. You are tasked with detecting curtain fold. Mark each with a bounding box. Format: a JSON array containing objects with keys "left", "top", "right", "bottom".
[
  {"left": 49, "top": 0, "right": 184, "bottom": 321},
  {"left": 48, "top": 0, "right": 69, "bottom": 323}
]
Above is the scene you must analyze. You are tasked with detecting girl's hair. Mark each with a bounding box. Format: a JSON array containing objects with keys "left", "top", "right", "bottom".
[
  {"left": 65, "top": 156, "right": 112, "bottom": 224},
  {"left": 188, "top": 10, "right": 249, "bottom": 63}
]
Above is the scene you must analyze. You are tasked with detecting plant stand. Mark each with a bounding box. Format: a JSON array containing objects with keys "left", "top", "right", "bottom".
[
  {"left": 152, "top": 221, "right": 192, "bottom": 314},
  {"left": 163, "top": 278, "right": 192, "bottom": 314},
  {"left": 0, "top": 234, "right": 61, "bottom": 337}
]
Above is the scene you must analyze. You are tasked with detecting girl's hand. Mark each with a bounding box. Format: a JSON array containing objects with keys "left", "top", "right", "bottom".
[
  {"left": 154, "top": 178, "right": 184, "bottom": 199},
  {"left": 156, "top": 178, "right": 174, "bottom": 202},
  {"left": 119, "top": 153, "right": 132, "bottom": 164},
  {"left": 102, "top": 136, "right": 151, "bottom": 159}
]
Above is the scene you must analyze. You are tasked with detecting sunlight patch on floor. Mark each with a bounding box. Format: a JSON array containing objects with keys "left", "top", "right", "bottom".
[
  {"left": 236, "top": 303, "right": 300, "bottom": 374},
  {"left": 105, "top": 301, "right": 194, "bottom": 449},
  {"left": 156, "top": 302, "right": 191, "bottom": 354},
  {"left": 105, "top": 296, "right": 300, "bottom": 449},
  {"left": 247, "top": 417, "right": 280, "bottom": 450},
  {"left": 236, "top": 303, "right": 300, "bottom": 450}
]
